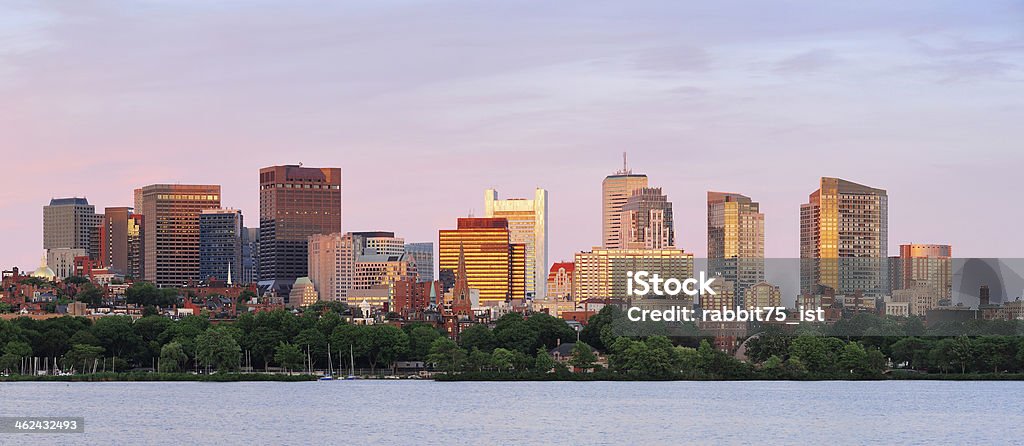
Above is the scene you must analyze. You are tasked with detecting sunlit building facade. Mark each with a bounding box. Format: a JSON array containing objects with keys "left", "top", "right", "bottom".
[
  {"left": 602, "top": 163, "right": 648, "bottom": 249},
  {"left": 743, "top": 282, "right": 782, "bottom": 310},
  {"left": 573, "top": 247, "right": 694, "bottom": 300},
  {"left": 100, "top": 207, "right": 144, "bottom": 279},
  {"left": 707, "top": 192, "right": 764, "bottom": 305},
  {"left": 800, "top": 177, "right": 888, "bottom": 297},
  {"left": 438, "top": 218, "right": 525, "bottom": 303},
  {"left": 890, "top": 244, "right": 952, "bottom": 302},
  {"left": 43, "top": 197, "right": 102, "bottom": 279},
  {"left": 135, "top": 184, "right": 222, "bottom": 286},
  {"left": 546, "top": 262, "right": 574, "bottom": 299},
  {"left": 484, "top": 188, "right": 548, "bottom": 299}
]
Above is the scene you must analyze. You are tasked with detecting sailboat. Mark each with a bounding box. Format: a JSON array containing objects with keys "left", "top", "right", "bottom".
[
  {"left": 345, "top": 344, "right": 357, "bottom": 380},
  {"left": 319, "top": 342, "right": 334, "bottom": 381}
]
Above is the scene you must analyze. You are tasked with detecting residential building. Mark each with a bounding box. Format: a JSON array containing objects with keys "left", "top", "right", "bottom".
[
  {"left": 743, "top": 282, "right": 782, "bottom": 310},
  {"left": 484, "top": 188, "right": 548, "bottom": 299},
  {"left": 573, "top": 247, "right": 693, "bottom": 300},
  {"left": 890, "top": 244, "right": 952, "bottom": 302},
  {"left": 707, "top": 191, "right": 765, "bottom": 305},
  {"left": 547, "top": 262, "right": 574, "bottom": 299},
  {"left": 134, "top": 184, "right": 221, "bottom": 286},
  {"left": 259, "top": 164, "right": 342, "bottom": 298},
  {"left": 800, "top": 177, "right": 888, "bottom": 297},
  {"left": 308, "top": 231, "right": 410, "bottom": 303}
]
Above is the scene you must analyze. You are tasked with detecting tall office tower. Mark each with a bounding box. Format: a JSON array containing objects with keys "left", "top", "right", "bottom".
[
  {"left": 43, "top": 197, "right": 102, "bottom": 279},
  {"left": 199, "top": 209, "right": 243, "bottom": 284},
  {"left": 547, "top": 262, "right": 575, "bottom": 299},
  {"left": 602, "top": 156, "right": 648, "bottom": 249},
  {"left": 308, "top": 231, "right": 406, "bottom": 302},
  {"left": 259, "top": 165, "right": 342, "bottom": 298},
  {"left": 620, "top": 187, "right": 674, "bottom": 249},
  {"left": 890, "top": 244, "right": 953, "bottom": 301},
  {"left": 484, "top": 188, "right": 548, "bottom": 299},
  {"left": 438, "top": 218, "right": 526, "bottom": 303},
  {"left": 573, "top": 247, "right": 694, "bottom": 300},
  {"left": 707, "top": 192, "right": 765, "bottom": 305},
  {"left": 405, "top": 242, "right": 435, "bottom": 283},
  {"left": 800, "top": 177, "right": 888, "bottom": 297},
  {"left": 101, "top": 207, "right": 144, "bottom": 278},
  {"left": 135, "top": 184, "right": 222, "bottom": 286},
  {"left": 241, "top": 227, "right": 259, "bottom": 285}
]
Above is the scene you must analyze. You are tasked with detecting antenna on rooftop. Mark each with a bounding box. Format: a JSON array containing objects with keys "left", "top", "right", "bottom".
[{"left": 616, "top": 152, "right": 632, "bottom": 175}]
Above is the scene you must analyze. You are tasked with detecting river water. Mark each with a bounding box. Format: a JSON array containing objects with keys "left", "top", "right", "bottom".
[{"left": 1, "top": 380, "right": 1021, "bottom": 445}]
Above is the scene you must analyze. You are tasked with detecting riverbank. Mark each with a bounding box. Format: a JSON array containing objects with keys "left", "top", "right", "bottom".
[
  {"left": 434, "top": 370, "right": 1024, "bottom": 381},
  {"left": 0, "top": 372, "right": 318, "bottom": 382}
]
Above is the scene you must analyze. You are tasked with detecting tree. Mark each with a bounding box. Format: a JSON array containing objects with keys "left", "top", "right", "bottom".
[
  {"left": 569, "top": 342, "right": 598, "bottom": 372},
  {"left": 950, "top": 336, "right": 973, "bottom": 374},
  {"left": 76, "top": 283, "right": 104, "bottom": 306},
  {"left": 427, "top": 337, "right": 465, "bottom": 373},
  {"left": 490, "top": 348, "right": 514, "bottom": 372},
  {"left": 274, "top": 342, "right": 305, "bottom": 372},
  {"left": 407, "top": 326, "right": 442, "bottom": 361},
  {"left": 838, "top": 342, "right": 869, "bottom": 375},
  {"left": 889, "top": 337, "right": 931, "bottom": 370},
  {"left": 63, "top": 344, "right": 105, "bottom": 373},
  {"left": 467, "top": 348, "right": 494, "bottom": 372},
  {"left": 362, "top": 325, "right": 409, "bottom": 373},
  {"left": 196, "top": 328, "right": 241, "bottom": 372},
  {"left": 91, "top": 316, "right": 142, "bottom": 358},
  {"left": 526, "top": 313, "right": 575, "bottom": 351},
  {"left": 493, "top": 314, "right": 537, "bottom": 354},
  {"left": 159, "top": 342, "right": 188, "bottom": 373},
  {"left": 4, "top": 340, "right": 32, "bottom": 358},
  {"left": 789, "top": 336, "right": 834, "bottom": 373},
  {"left": 534, "top": 347, "right": 555, "bottom": 373},
  {"left": 580, "top": 305, "right": 620, "bottom": 351},
  {"left": 458, "top": 324, "right": 497, "bottom": 353}
]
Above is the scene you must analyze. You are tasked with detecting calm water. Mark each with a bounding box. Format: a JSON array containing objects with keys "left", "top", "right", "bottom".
[{"left": 1, "top": 380, "right": 1022, "bottom": 445}]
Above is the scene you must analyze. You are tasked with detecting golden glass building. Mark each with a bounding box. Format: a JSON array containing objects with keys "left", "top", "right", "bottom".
[
  {"left": 484, "top": 188, "right": 547, "bottom": 299},
  {"left": 800, "top": 177, "right": 888, "bottom": 297},
  {"left": 602, "top": 160, "right": 648, "bottom": 249},
  {"left": 134, "top": 184, "right": 221, "bottom": 286},
  {"left": 890, "top": 244, "right": 952, "bottom": 301},
  {"left": 438, "top": 218, "right": 525, "bottom": 303},
  {"left": 573, "top": 247, "right": 694, "bottom": 300},
  {"left": 707, "top": 191, "right": 764, "bottom": 305}
]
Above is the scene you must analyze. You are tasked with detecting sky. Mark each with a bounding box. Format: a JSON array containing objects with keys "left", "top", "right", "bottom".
[{"left": 1, "top": 0, "right": 1023, "bottom": 273}]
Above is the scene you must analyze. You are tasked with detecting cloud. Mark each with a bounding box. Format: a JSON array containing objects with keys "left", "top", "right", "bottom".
[
  {"left": 633, "top": 45, "right": 712, "bottom": 73},
  {"left": 773, "top": 49, "right": 839, "bottom": 73}
]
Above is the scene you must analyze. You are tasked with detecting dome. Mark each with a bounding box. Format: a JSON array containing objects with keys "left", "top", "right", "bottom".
[{"left": 32, "top": 264, "right": 56, "bottom": 280}]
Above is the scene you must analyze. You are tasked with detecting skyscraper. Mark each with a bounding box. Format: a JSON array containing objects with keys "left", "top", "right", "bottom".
[
  {"left": 199, "top": 209, "right": 243, "bottom": 284},
  {"left": 620, "top": 187, "right": 674, "bottom": 249},
  {"left": 259, "top": 165, "right": 342, "bottom": 298},
  {"left": 241, "top": 227, "right": 259, "bottom": 285},
  {"left": 602, "top": 159, "right": 648, "bottom": 249},
  {"left": 484, "top": 188, "right": 547, "bottom": 298},
  {"left": 707, "top": 192, "right": 765, "bottom": 305},
  {"left": 405, "top": 242, "right": 435, "bottom": 283},
  {"left": 438, "top": 218, "right": 525, "bottom": 303},
  {"left": 135, "top": 184, "right": 222, "bottom": 286},
  {"left": 100, "top": 207, "right": 144, "bottom": 279},
  {"left": 43, "top": 197, "right": 102, "bottom": 279},
  {"left": 800, "top": 177, "right": 888, "bottom": 297}
]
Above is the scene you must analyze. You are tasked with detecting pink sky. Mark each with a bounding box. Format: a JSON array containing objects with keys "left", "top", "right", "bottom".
[{"left": 1, "top": 1, "right": 1023, "bottom": 271}]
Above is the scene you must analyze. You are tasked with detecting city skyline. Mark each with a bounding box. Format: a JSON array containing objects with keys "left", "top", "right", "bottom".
[{"left": 3, "top": 1, "right": 1023, "bottom": 270}]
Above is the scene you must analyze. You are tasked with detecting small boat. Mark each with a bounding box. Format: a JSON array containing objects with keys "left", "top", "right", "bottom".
[{"left": 318, "top": 375, "right": 334, "bottom": 381}]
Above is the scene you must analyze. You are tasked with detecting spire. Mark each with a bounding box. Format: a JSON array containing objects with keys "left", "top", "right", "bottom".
[
  {"left": 457, "top": 242, "right": 467, "bottom": 281},
  {"left": 227, "top": 262, "right": 233, "bottom": 286}
]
